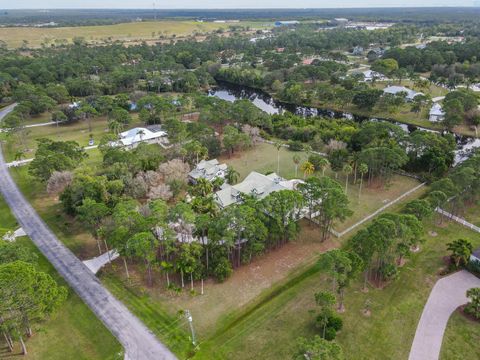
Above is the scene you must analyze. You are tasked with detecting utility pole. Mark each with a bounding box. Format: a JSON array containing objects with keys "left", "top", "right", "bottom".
[{"left": 185, "top": 310, "right": 196, "bottom": 346}]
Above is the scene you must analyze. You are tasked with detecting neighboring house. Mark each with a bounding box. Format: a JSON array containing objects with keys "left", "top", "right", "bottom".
[
  {"left": 214, "top": 171, "right": 303, "bottom": 208},
  {"left": 302, "top": 58, "right": 314, "bottom": 65},
  {"left": 115, "top": 127, "right": 167, "bottom": 148},
  {"left": 429, "top": 103, "right": 445, "bottom": 122},
  {"left": 68, "top": 101, "right": 80, "bottom": 109},
  {"left": 359, "top": 70, "right": 387, "bottom": 82},
  {"left": 188, "top": 159, "right": 228, "bottom": 183},
  {"left": 274, "top": 20, "right": 299, "bottom": 27},
  {"left": 383, "top": 86, "right": 423, "bottom": 101},
  {"left": 352, "top": 46, "right": 364, "bottom": 55},
  {"left": 470, "top": 247, "right": 480, "bottom": 264}
]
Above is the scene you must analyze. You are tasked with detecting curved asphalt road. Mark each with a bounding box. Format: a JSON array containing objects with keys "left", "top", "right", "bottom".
[
  {"left": 409, "top": 270, "right": 480, "bottom": 360},
  {"left": 0, "top": 104, "right": 177, "bottom": 360}
]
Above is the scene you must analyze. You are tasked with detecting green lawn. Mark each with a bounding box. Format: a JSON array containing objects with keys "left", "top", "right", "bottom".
[
  {"left": 3, "top": 115, "right": 141, "bottom": 162},
  {"left": 191, "top": 221, "right": 480, "bottom": 360},
  {"left": 440, "top": 311, "right": 480, "bottom": 360},
  {"left": 0, "top": 193, "right": 18, "bottom": 236}
]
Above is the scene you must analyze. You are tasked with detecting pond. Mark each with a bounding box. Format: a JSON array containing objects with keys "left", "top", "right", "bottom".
[{"left": 209, "top": 82, "right": 480, "bottom": 165}]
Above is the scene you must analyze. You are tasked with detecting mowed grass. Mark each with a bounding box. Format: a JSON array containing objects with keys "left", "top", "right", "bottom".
[
  {"left": 0, "top": 202, "right": 121, "bottom": 359},
  {"left": 0, "top": 193, "right": 18, "bottom": 236},
  {"left": 192, "top": 221, "right": 480, "bottom": 360},
  {"left": 0, "top": 21, "right": 267, "bottom": 48},
  {"left": 440, "top": 311, "right": 480, "bottom": 360},
  {"left": 222, "top": 142, "right": 423, "bottom": 232},
  {"left": 4, "top": 115, "right": 113, "bottom": 162},
  {"left": 3, "top": 112, "right": 145, "bottom": 162}
]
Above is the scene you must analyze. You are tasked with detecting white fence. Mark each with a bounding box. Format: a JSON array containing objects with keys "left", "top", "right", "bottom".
[
  {"left": 330, "top": 182, "right": 427, "bottom": 238},
  {"left": 436, "top": 208, "right": 480, "bottom": 233}
]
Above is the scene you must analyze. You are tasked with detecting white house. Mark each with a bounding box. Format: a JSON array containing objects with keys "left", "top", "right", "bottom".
[
  {"left": 429, "top": 103, "right": 445, "bottom": 122},
  {"left": 383, "top": 86, "right": 423, "bottom": 102},
  {"left": 188, "top": 159, "right": 228, "bottom": 183},
  {"left": 115, "top": 127, "right": 167, "bottom": 148},
  {"left": 360, "top": 70, "right": 387, "bottom": 82},
  {"left": 214, "top": 171, "right": 303, "bottom": 208}
]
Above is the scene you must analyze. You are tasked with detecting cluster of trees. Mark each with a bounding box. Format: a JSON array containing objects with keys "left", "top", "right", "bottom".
[
  {"left": 441, "top": 89, "right": 480, "bottom": 131},
  {"left": 428, "top": 150, "right": 480, "bottom": 218},
  {"left": 0, "top": 240, "right": 67, "bottom": 355},
  {"left": 348, "top": 212, "right": 424, "bottom": 285}
]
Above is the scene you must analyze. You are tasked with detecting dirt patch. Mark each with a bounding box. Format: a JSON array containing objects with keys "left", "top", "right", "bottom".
[
  {"left": 428, "top": 231, "right": 438, "bottom": 237},
  {"left": 111, "top": 222, "right": 340, "bottom": 336}
]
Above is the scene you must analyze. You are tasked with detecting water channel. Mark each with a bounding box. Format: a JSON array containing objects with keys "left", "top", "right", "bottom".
[{"left": 209, "top": 82, "right": 480, "bottom": 165}]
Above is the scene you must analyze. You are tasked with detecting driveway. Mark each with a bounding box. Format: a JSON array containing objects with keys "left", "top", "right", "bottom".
[
  {"left": 0, "top": 104, "right": 177, "bottom": 360},
  {"left": 409, "top": 270, "right": 480, "bottom": 360}
]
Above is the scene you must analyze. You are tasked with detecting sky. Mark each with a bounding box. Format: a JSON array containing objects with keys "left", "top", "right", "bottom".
[{"left": 1, "top": 0, "right": 477, "bottom": 9}]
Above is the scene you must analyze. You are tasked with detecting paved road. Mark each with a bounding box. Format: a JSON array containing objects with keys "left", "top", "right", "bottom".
[
  {"left": 409, "top": 270, "right": 480, "bottom": 360},
  {"left": 0, "top": 104, "right": 177, "bottom": 360}
]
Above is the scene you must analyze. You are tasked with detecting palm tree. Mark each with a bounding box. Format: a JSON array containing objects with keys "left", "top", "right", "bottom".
[
  {"left": 108, "top": 119, "right": 124, "bottom": 135},
  {"left": 138, "top": 129, "right": 146, "bottom": 142},
  {"left": 225, "top": 166, "right": 239, "bottom": 185},
  {"left": 292, "top": 154, "right": 301, "bottom": 178},
  {"left": 358, "top": 163, "right": 368, "bottom": 199},
  {"left": 194, "top": 178, "right": 213, "bottom": 197},
  {"left": 274, "top": 141, "right": 283, "bottom": 175},
  {"left": 160, "top": 260, "right": 173, "bottom": 287},
  {"left": 300, "top": 161, "right": 315, "bottom": 179},
  {"left": 318, "top": 157, "right": 330, "bottom": 177},
  {"left": 343, "top": 164, "right": 353, "bottom": 194},
  {"left": 447, "top": 239, "right": 473, "bottom": 268}
]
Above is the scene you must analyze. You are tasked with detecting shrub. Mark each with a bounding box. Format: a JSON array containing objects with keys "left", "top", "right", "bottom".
[
  {"left": 213, "top": 257, "right": 233, "bottom": 282},
  {"left": 288, "top": 140, "right": 304, "bottom": 151}
]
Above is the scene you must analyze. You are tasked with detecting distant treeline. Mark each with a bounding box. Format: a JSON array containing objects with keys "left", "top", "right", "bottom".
[{"left": 2, "top": 7, "right": 480, "bottom": 27}]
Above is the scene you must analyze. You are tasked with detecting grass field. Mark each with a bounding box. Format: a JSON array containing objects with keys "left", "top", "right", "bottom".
[
  {"left": 222, "top": 142, "right": 424, "bottom": 232},
  {"left": 3, "top": 113, "right": 144, "bottom": 162},
  {"left": 0, "top": 21, "right": 268, "bottom": 48},
  {"left": 0, "top": 195, "right": 121, "bottom": 359},
  {"left": 191, "top": 221, "right": 480, "bottom": 360},
  {"left": 440, "top": 311, "right": 480, "bottom": 360}
]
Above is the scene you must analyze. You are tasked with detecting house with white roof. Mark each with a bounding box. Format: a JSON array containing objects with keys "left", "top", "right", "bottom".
[
  {"left": 383, "top": 86, "right": 423, "bottom": 102},
  {"left": 115, "top": 127, "right": 167, "bottom": 148},
  {"left": 429, "top": 103, "right": 445, "bottom": 122},
  {"left": 357, "top": 70, "right": 387, "bottom": 82},
  {"left": 214, "top": 171, "right": 303, "bottom": 208},
  {"left": 188, "top": 159, "right": 228, "bottom": 183}
]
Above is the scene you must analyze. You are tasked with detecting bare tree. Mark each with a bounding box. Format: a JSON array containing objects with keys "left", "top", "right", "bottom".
[
  {"left": 158, "top": 159, "right": 190, "bottom": 183},
  {"left": 46, "top": 171, "right": 73, "bottom": 195}
]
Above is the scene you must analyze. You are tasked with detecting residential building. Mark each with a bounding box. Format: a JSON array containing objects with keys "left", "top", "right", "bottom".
[
  {"left": 214, "top": 171, "right": 303, "bottom": 208},
  {"left": 359, "top": 70, "right": 387, "bottom": 82},
  {"left": 274, "top": 20, "right": 299, "bottom": 27},
  {"left": 115, "top": 127, "right": 167, "bottom": 148},
  {"left": 352, "top": 46, "right": 364, "bottom": 56},
  {"left": 188, "top": 159, "right": 228, "bottom": 183},
  {"left": 429, "top": 103, "right": 445, "bottom": 122},
  {"left": 383, "top": 86, "right": 423, "bottom": 101}
]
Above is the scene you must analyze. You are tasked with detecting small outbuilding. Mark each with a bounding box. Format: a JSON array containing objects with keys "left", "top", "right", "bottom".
[{"left": 429, "top": 103, "right": 445, "bottom": 122}]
